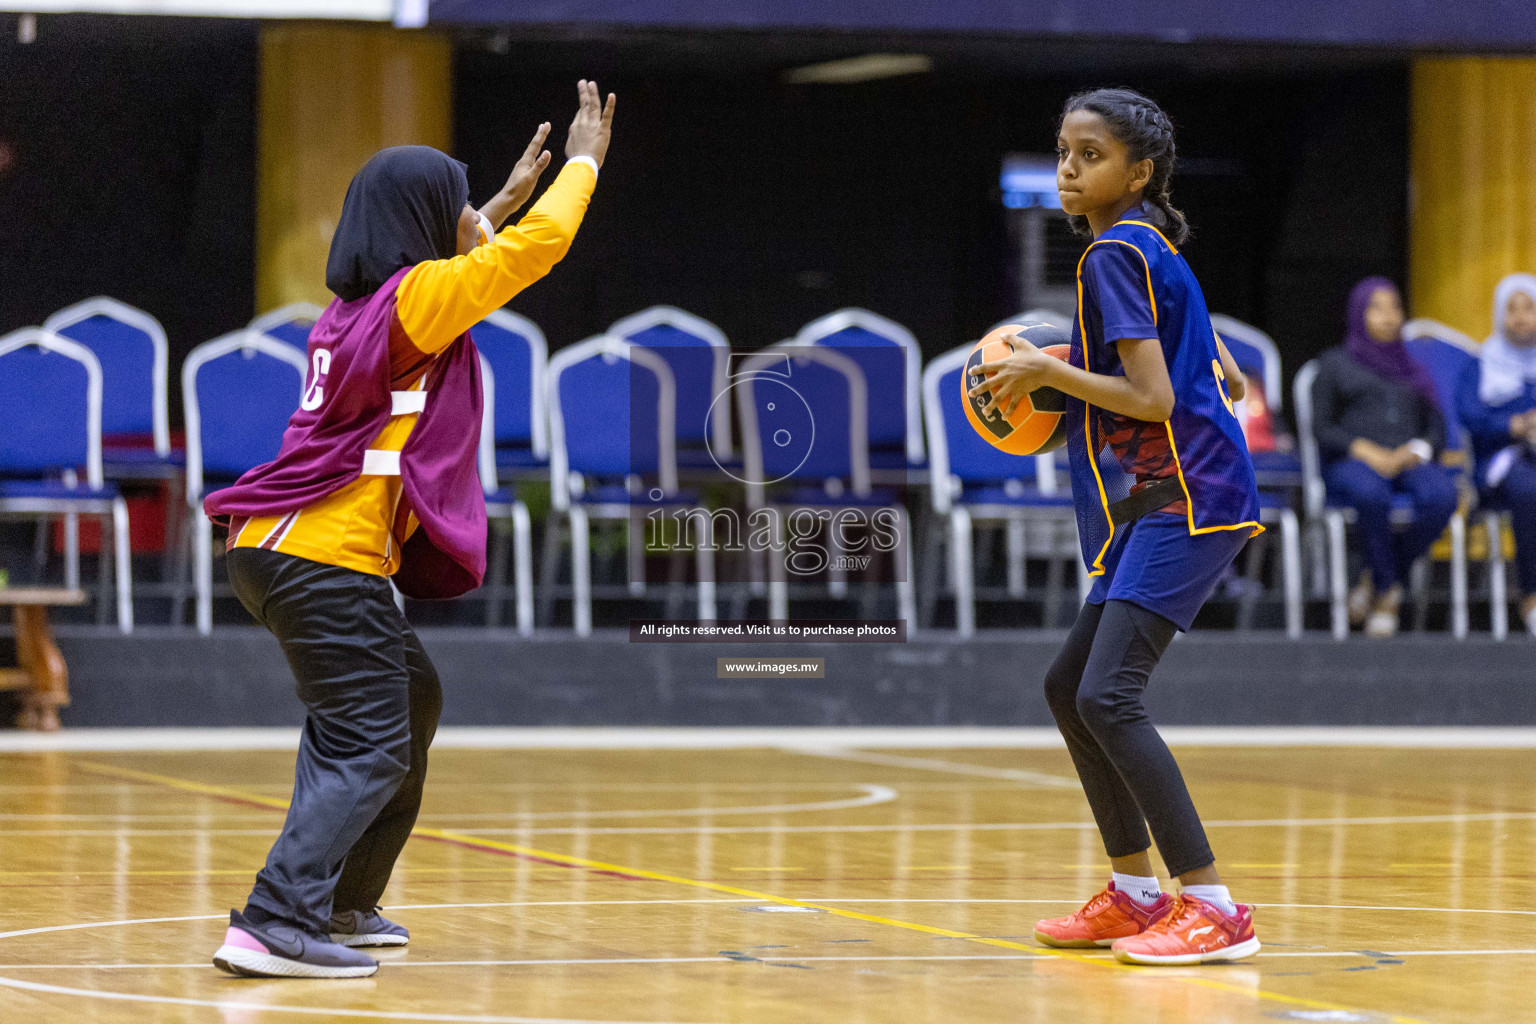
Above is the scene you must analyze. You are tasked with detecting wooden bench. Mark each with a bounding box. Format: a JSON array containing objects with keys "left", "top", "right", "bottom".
[{"left": 0, "top": 587, "right": 86, "bottom": 732}]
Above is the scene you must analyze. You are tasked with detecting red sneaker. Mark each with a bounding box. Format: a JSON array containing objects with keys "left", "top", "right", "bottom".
[
  {"left": 1111, "top": 894, "right": 1260, "bottom": 965},
  {"left": 1034, "top": 882, "right": 1175, "bottom": 948}
]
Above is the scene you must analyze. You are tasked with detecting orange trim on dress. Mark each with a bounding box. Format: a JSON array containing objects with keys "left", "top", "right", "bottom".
[
  {"left": 1074, "top": 239, "right": 1159, "bottom": 575},
  {"left": 1115, "top": 219, "right": 1180, "bottom": 255},
  {"left": 1077, "top": 225, "right": 1262, "bottom": 554},
  {"left": 1162, "top": 421, "right": 1265, "bottom": 539}
]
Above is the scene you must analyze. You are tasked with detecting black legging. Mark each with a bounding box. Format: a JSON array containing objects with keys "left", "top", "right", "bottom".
[{"left": 1043, "top": 599, "right": 1213, "bottom": 878}]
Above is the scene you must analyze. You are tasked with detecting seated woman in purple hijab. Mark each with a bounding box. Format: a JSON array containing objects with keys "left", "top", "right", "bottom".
[
  {"left": 1310, "top": 277, "right": 1457, "bottom": 637},
  {"left": 205, "top": 82, "right": 615, "bottom": 979}
]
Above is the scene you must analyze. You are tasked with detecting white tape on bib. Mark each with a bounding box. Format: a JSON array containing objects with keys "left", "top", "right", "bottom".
[
  {"left": 391, "top": 391, "right": 427, "bottom": 416},
  {"left": 361, "top": 449, "right": 402, "bottom": 476}
]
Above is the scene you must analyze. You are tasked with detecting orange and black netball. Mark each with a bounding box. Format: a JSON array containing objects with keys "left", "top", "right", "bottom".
[{"left": 962, "top": 322, "right": 1071, "bottom": 456}]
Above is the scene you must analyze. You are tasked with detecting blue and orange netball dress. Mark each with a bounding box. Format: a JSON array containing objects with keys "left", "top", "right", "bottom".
[{"left": 1066, "top": 204, "right": 1263, "bottom": 630}]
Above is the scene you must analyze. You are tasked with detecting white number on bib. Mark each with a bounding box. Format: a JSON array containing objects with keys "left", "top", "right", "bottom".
[{"left": 301, "top": 348, "right": 332, "bottom": 412}]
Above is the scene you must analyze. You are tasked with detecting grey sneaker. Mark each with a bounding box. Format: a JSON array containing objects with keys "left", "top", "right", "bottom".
[
  {"left": 214, "top": 910, "right": 378, "bottom": 978},
  {"left": 329, "top": 907, "right": 410, "bottom": 948}
]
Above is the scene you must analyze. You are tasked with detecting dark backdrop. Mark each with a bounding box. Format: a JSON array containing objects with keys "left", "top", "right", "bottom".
[
  {"left": 0, "top": 18, "right": 1408, "bottom": 424},
  {"left": 429, "top": 0, "right": 1536, "bottom": 51},
  {"left": 0, "top": 14, "right": 258, "bottom": 405},
  {"left": 455, "top": 36, "right": 1409, "bottom": 399}
]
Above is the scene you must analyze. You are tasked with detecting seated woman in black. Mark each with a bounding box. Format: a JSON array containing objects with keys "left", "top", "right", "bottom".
[
  {"left": 1311, "top": 277, "right": 1457, "bottom": 637},
  {"left": 1456, "top": 273, "right": 1536, "bottom": 636}
]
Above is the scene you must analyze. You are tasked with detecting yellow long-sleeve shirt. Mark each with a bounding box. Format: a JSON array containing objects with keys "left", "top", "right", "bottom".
[{"left": 232, "top": 160, "right": 596, "bottom": 575}]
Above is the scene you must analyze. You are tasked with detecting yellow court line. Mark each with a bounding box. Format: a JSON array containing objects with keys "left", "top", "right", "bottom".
[
  {"left": 75, "top": 761, "right": 292, "bottom": 811},
  {"left": 70, "top": 758, "right": 1429, "bottom": 1024}
]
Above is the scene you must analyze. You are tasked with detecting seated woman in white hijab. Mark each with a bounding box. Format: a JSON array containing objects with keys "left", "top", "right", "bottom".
[{"left": 1456, "top": 273, "right": 1536, "bottom": 636}]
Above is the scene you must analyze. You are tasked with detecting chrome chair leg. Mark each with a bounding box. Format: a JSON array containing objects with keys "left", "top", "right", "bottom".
[
  {"left": 1488, "top": 511, "right": 1509, "bottom": 640},
  {"left": 1325, "top": 510, "right": 1348, "bottom": 640}
]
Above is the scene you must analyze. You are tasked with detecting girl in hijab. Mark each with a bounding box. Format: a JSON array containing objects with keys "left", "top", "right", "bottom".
[
  {"left": 1456, "top": 273, "right": 1536, "bottom": 636},
  {"left": 206, "top": 82, "right": 615, "bottom": 979},
  {"left": 1310, "top": 277, "right": 1457, "bottom": 637}
]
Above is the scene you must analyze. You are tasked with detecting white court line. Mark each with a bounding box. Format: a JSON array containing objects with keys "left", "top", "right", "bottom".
[
  {"left": 0, "top": 786, "right": 896, "bottom": 836},
  {"left": 9, "top": 726, "right": 1536, "bottom": 753},
  {"left": 808, "top": 898, "right": 1536, "bottom": 917},
  {"left": 412, "top": 785, "right": 896, "bottom": 820},
  {"left": 448, "top": 809, "right": 1536, "bottom": 836},
  {"left": 0, "top": 829, "right": 283, "bottom": 836},
  {"left": 8, "top": 949, "right": 1536, "bottom": 971},
  {"left": 12, "top": 809, "right": 1536, "bottom": 838},
  {"left": 6, "top": 897, "right": 1536, "bottom": 947},
  {"left": 784, "top": 746, "right": 1079, "bottom": 787},
  {"left": 0, "top": 813, "right": 282, "bottom": 821},
  {"left": 0, "top": 785, "right": 923, "bottom": 821},
  {"left": 0, "top": 913, "right": 220, "bottom": 942},
  {"left": 0, "top": 902, "right": 753, "bottom": 942},
  {"left": 5, "top": 897, "right": 1536, "bottom": 1019},
  {"left": 0, "top": 976, "right": 710, "bottom": 1024}
]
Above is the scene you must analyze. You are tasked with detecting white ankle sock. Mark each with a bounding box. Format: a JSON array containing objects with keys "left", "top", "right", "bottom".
[
  {"left": 1111, "top": 872, "right": 1162, "bottom": 906},
  {"left": 1181, "top": 884, "right": 1236, "bottom": 915}
]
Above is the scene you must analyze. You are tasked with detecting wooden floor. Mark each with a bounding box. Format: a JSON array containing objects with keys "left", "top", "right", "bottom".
[{"left": 1, "top": 742, "right": 1533, "bottom": 1023}]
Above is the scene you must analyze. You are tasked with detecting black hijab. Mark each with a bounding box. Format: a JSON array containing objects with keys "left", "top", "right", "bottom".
[{"left": 325, "top": 145, "right": 470, "bottom": 302}]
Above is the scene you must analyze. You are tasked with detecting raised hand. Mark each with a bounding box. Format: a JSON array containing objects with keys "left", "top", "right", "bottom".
[
  {"left": 564, "top": 79, "right": 616, "bottom": 169},
  {"left": 479, "top": 122, "right": 552, "bottom": 231},
  {"left": 501, "top": 122, "right": 552, "bottom": 211}
]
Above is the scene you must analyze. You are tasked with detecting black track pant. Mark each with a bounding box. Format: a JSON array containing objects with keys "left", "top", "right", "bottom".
[
  {"left": 228, "top": 547, "right": 442, "bottom": 935},
  {"left": 1042, "top": 599, "right": 1214, "bottom": 878}
]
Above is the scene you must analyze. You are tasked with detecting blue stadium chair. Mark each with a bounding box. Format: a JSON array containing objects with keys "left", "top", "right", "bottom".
[
  {"left": 1205, "top": 316, "right": 1303, "bottom": 633},
  {"left": 45, "top": 297, "right": 188, "bottom": 594},
  {"left": 1209, "top": 314, "right": 1283, "bottom": 415},
  {"left": 477, "top": 353, "right": 533, "bottom": 635},
  {"left": 1294, "top": 358, "right": 1467, "bottom": 639},
  {"left": 1404, "top": 318, "right": 1510, "bottom": 638},
  {"left": 921, "top": 342, "right": 1081, "bottom": 636},
  {"left": 1403, "top": 318, "right": 1479, "bottom": 352},
  {"left": 1404, "top": 318, "right": 1480, "bottom": 460},
  {"left": 1402, "top": 322, "right": 1480, "bottom": 637},
  {"left": 546, "top": 336, "right": 713, "bottom": 636},
  {"left": 181, "top": 331, "right": 308, "bottom": 634},
  {"left": 0, "top": 328, "right": 133, "bottom": 632},
  {"left": 249, "top": 302, "right": 326, "bottom": 350},
  {"left": 795, "top": 309, "right": 925, "bottom": 472},
  {"left": 469, "top": 309, "right": 549, "bottom": 479},
  {"left": 609, "top": 306, "right": 733, "bottom": 469},
  {"left": 735, "top": 341, "right": 915, "bottom": 625},
  {"left": 44, "top": 297, "right": 174, "bottom": 464},
  {"left": 1210, "top": 314, "right": 1303, "bottom": 491}
]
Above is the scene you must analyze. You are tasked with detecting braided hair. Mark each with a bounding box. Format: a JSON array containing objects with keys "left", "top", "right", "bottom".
[{"left": 1060, "top": 88, "right": 1189, "bottom": 246}]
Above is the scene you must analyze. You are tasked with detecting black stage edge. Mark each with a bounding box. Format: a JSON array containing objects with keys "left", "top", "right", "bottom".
[{"left": 12, "top": 628, "right": 1535, "bottom": 729}]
